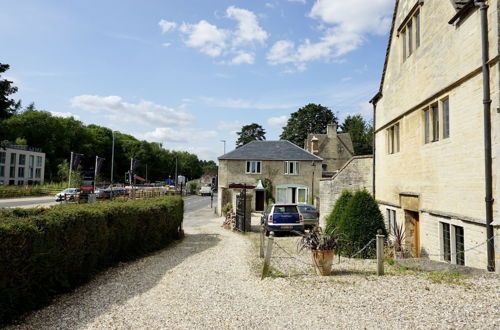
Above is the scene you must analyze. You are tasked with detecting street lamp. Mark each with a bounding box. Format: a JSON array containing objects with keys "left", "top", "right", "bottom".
[
  {"left": 110, "top": 131, "right": 117, "bottom": 200},
  {"left": 221, "top": 140, "right": 226, "bottom": 154}
]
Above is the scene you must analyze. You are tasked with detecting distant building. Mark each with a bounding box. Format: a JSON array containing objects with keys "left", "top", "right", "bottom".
[{"left": 0, "top": 144, "right": 46, "bottom": 186}]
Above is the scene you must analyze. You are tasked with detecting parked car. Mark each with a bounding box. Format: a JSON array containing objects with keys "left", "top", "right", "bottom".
[
  {"left": 199, "top": 186, "right": 212, "bottom": 196},
  {"left": 55, "top": 188, "right": 80, "bottom": 201},
  {"left": 297, "top": 204, "right": 320, "bottom": 230},
  {"left": 95, "top": 187, "right": 128, "bottom": 199},
  {"left": 261, "top": 204, "right": 304, "bottom": 234}
]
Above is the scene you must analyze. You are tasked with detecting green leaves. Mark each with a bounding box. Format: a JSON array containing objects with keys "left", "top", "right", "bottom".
[
  {"left": 280, "top": 103, "right": 337, "bottom": 147},
  {"left": 236, "top": 123, "right": 266, "bottom": 148},
  {"left": 340, "top": 114, "right": 373, "bottom": 155}
]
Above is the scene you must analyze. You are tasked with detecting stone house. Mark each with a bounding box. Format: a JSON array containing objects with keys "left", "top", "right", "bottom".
[
  {"left": 370, "top": 0, "right": 499, "bottom": 271},
  {"left": 217, "top": 140, "right": 322, "bottom": 215},
  {"left": 304, "top": 123, "right": 354, "bottom": 178}
]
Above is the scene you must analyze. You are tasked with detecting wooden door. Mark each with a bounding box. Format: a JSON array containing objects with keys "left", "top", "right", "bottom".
[{"left": 404, "top": 210, "right": 420, "bottom": 257}]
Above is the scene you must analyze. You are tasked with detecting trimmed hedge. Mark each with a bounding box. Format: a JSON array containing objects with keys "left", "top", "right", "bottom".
[
  {"left": 0, "top": 196, "right": 183, "bottom": 324},
  {"left": 325, "top": 190, "right": 353, "bottom": 235}
]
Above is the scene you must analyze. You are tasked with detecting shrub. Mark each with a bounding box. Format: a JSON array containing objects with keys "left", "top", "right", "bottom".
[
  {"left": 325, "top": 190, "right": 353, "bottom": 235},
  {"left": 337, "top": 190, "right": 386, "bottom": 258},
  {"left": 0, "top": 196, "right": 183, "bottom": 325}
]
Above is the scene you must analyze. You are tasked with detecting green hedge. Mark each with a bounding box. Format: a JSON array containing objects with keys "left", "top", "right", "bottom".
[{"left": 0, "top": 196, "right": 183, "bottom": 324}]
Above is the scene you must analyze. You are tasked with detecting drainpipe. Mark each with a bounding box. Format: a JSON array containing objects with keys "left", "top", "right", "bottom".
[
  {"left": 370, "top": 92, "right": 381, "bottom": 199},
  {"left": 476, "top": 0, "right": 495, "bottom": 272}
]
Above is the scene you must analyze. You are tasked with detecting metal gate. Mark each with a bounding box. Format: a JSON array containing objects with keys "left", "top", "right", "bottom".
[{"left": 236, "top": 188, "right": 247, "bottom": 232}]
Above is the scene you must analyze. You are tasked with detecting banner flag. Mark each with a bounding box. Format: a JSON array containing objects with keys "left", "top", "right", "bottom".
[
  {"left": 71, "top": 153, "right": 83, "bottom": 171},
  {"left": 95, "top": 157, "right": 105, "bottom": 175}
]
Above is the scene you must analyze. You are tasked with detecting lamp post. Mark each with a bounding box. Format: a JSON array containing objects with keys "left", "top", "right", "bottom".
[
  {"left": 221, "top": 140, "right": 226, "bottom": 154},
  {"left": 110, "top": 131, "right": 116, "bottom": 200}
]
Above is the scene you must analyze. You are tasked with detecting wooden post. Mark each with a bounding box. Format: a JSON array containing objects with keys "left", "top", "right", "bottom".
[
  {"left": 260, "top": 225, "right": 265, "bottom": 258},
  {"left": 376, "top": 229, "right": 385, "bottom": 276},
  {"left": 261, "top": 231, "right": 274, "bottom": 279}
]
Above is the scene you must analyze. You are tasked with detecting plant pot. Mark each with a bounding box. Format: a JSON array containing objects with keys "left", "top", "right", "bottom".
[{"left": 311, "top": 249, "right": 335, "bottom": 276}]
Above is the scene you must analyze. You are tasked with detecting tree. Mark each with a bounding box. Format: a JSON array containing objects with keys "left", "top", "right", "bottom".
[
  {"left": 236, "top": 123, "right": 266, "bottom": 148},
  {"left": 280, "top": 103, "right": 337, "bottom": 147},
  {"left": 340, "top": 114, "right": 373, "bottom": 155},
  {"left": 0, "top": 63, "right": 21, "bottom": 120},
  {"left": 325, "top": 190, "right": 353, "bottom": 235}
]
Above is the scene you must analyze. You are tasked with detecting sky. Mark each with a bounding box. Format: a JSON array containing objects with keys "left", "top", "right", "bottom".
[{"left": 1, "top": 0, "right": 394, "bottom": 162}]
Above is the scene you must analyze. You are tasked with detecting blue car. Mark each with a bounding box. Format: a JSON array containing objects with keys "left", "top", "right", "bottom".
[{"left": 261, "top": 204, "right": 304, "bottom": 234}]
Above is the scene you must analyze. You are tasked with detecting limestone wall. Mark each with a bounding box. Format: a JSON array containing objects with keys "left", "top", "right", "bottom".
[{"left": 319, "top": 156, "right": 373, "bottom": 228}]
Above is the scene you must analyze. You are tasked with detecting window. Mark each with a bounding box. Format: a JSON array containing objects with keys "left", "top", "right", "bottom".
[
  {"left": 441, "top": 222, "right": 465, "bottom": 265},
  {"left": 424, "top": 109, "right": 430, "bottom": 143},
  {"left": 29, "top": 155, "right": 34, "bottom": 167},
  {"left": 400, "top": 8, "right": 421, "bottom": 60},
  {"left": 297, "top": 188, "right": 307, "bottom": 204},
  {"left": 9, "top": 166, "right": 15, "bottom": 178},
  {"left": 245, "top": 161, "right": 261, "bottom": 174},
  {"left": 18, "top": 167, "right": 24, "bottom": 178},
  {"left": 284, "top": 161, "right": 299, "bottom": 175},
  {"left": 322, "top": 164, "right": 327, "bottom": 171},
  {"left": 29, "top": 168, "right": 34, "bottom": 179},
  {"left": 10, "top": 153, "right": 16, "bottom": 165},
  {"left": 442, "top": 98, "right": 450, "bottom": 139},
  {"left": 36, "top": 156, "right": 43, "bottom": 167},
  {"left": 19, "top": 154, "right": 26, "bottom": 166},
  {"left": 0, "top": 152, "right": 5, "bottom": 164},
  {"left": 35, "top": 168, "right": 41, "bottom": 179},
  {"left": 0, "top": 165, "right": 4, "bottom": 177},
  {"left": 431, "top": 104, "right": 439, "bottom": 142},
  {"left": 386, "top": 209, "right": 397, "bottom": 234},
  {"left": 442, "top": 222, "right": 451, "bottom": 262},
  {"left": 387, "top": 123, "right": 400, "bottom": 154}
]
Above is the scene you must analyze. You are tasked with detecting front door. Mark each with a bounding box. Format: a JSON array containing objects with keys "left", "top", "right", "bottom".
[
  {"left": 404, "top": 210, "right": 420, "bottom": 257},
  {"left": 255, "top": 190, "right": 265, "bottom": 211}
]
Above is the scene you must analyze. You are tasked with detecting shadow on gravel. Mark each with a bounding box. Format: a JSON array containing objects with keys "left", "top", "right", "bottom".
[{"left": 9, "top": 233, "right": 221, "bottom": 329}]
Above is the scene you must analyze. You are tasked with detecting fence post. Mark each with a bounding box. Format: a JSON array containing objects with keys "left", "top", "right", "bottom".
[
  {"left": 261, "top": 231, "right": 274, "bottom": 279},
  {"left": 260, "top": 225, "right": 265, "bottom": 258},
  {"left": 376, "top": 229, "right": 385, "bottom": 276}
]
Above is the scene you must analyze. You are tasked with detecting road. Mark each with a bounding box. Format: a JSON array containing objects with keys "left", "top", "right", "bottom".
[
  {"left": 183, "top": 194, "right": 216, "bottom": 227},
  {"left": 0, "top": 194, "right": 215, "bottom": 211}
]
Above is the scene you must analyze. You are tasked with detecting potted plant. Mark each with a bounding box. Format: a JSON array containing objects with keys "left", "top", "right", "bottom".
[
  {"left": 392, "top": 222, "right": 406, "bottom": 259},
  {"left": 298, "top": 228, "right": 340, "bottom": 276}
]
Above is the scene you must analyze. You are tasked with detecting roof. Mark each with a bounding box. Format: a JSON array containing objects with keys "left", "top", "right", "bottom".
[
  {"left": 218, "top": 140, "right": 322, "bottom": 161},
  {"left": 370, "top": 0, "right": 476, "bottom": 105},
  {"left": 305, "top": 132, "right": 355, "bottom": 155}
]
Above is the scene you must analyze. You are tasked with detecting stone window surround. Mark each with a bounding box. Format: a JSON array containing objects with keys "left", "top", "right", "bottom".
[
  {"left": 386, "top": 122, "right": 400, "bottom": 154},
  {"left": 284, "top": 161, "right": 299, "bottom": 175},
  {"left": 423, "top": 95, "right": 450, "bottom": 145},
  {"left": 439, "top": 220, "right": 465, "bottom": 265},
  {"left": 398, "top": 1, "right": 423, "bottom": 62}
]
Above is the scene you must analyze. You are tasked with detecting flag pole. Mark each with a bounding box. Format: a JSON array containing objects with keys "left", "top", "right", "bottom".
[{"left": 68, "top": 152, "right": 73, "bottom": 188}]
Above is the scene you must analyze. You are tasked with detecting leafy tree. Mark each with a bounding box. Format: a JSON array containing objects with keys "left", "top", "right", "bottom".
[
  {"left": 337, "top": 190, "right": 386, "bottom": 258},
  {"left": 236, "top": 123, "right": 266, "bottom": 148},
  {"left": 0, "top": 63, "right": 21, "bottom": 120},
  {"left": 280, "top": 103, "right": 337, "bottom": 146},
  {"left": 325, "top": 190, "right": 353, "bottom": 235},
  {"left": 14, "top": 137, "right": 27, "bottom": 145},
  {"left": 340, "top": 114, "right": 373, "bottom": 155}
]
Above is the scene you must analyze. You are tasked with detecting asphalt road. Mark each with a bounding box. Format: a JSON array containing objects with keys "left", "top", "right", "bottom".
[{"left": 0, "top": 196, "right": 56, "bottom": 208}]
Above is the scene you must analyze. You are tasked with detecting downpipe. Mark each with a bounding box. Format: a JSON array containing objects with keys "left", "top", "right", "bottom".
[{"left": 476, "top": 0, "right": 495, "bottom": 272}]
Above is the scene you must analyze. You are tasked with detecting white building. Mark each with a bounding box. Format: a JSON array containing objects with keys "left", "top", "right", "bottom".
[{"left": 0, "top": 144, "right": 46, "bottom": 186}]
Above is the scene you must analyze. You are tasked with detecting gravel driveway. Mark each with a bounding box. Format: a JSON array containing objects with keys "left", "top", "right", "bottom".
[{"left": 8, "top": 207, "right": 500, "bottom": 329}]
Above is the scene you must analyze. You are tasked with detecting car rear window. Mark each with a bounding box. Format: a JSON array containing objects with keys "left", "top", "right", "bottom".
[
  {"left": 273, "top": 205, "right": 298, "bottom": 214},
  {"left": 298, "top": 205, "right": 316, "bottom": 212}
]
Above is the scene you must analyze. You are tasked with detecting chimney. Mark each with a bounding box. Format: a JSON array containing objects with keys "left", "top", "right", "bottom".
[
  {"left": 311, "top": 136, "right": 319, "bottom": 154},
  {"left": 327, "top": 123, "right": 337, "bottom": 138}
]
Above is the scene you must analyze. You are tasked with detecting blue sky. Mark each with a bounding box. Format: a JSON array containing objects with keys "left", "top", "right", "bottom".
[{"left": 1, "top": 0, "right": 394, "bottom": 161}]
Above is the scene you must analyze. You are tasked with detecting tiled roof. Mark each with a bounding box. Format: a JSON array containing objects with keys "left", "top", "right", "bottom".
[{"left": 218, "top": 140, "right": 322, "bottom": 161}]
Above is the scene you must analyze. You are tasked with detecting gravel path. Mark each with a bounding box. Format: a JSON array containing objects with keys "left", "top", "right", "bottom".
[{"left": 8, "top": 207, "right": 500, "bottom": 329}]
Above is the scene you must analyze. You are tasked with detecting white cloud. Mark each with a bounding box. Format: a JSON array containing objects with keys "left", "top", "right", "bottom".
[
  {"left": 159, "top": 20, "right": 177, "bottom": 33},
  {"left": 142, "top": 127, "right": 217, "bottom": 143},
  {"left": 217, "top": 120, "right": 243, "bottom": 131},
  {"left": 230, "top": 52, "right": 255, "bottom": 65},
  {"left": 267, "top": 115, "right": 288, "bottom": 127},
  {"left": 267, "top": 0, "right": 393, "bottom": 70},
  {"left": 162, "top": 42, "right": 172, "bottom": 47},
  {"left": 161, "top": 6, "right": 267, "bottom": 65},
  {"left": 70, "top": 95, "right": 194, "bottom": 127},
  {"left": 288, "top": 0, "right": 306, "bottom": 3},
  {"left": 50, "top": 111, "right": 80, "bottom": 120},
  {"left": 179, "top": 20, "right": 228, "bottom": 57},
  {"left": 226, "top": 6, "right": 268, "bottom": 46},
  {"left": 202, "top": 97, "right": 295, "bottom": 110}
]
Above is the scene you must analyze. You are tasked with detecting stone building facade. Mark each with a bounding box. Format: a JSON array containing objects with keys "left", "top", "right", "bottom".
[
  {"left": 217, "top": 140, "right": 322, "bottom": 215},
  {"left": 304, "top": 123, "right": 354, "bottom": 177},
  {"left": 371, "top": 0, "right": 500, "bottom": 270},
  {"left": 0, "top": 144, "right": 46, "bottom": 186}
]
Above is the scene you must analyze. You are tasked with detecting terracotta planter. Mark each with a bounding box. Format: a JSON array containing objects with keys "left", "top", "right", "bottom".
[{"left": 311, "top": 249, "right": 335, "bottom": 276}]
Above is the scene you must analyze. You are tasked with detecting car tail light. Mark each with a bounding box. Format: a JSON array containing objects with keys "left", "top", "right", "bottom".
[
  {"left": 299, "top": 214, "right": 304, "bottom": 222},
  {"left": 268, "top": 214, "right": 273, "bottom": 223}
]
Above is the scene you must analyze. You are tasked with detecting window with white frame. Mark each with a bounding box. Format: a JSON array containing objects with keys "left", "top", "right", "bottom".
[
  {"left": 284, "top": 161, "right": 299, "bottom": 175},
  {"left": 386, "top": 209, "right": 397, "bottom": 234},
  {"left": 245, "top": 161, "right": 261, "bottom": 174},
  {"left": 440, "top": 222, "right": 465, "bottom": 265}
]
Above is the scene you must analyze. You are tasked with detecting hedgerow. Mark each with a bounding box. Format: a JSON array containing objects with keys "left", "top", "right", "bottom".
[{"left": 0, "top": 196, "right": 183, "bottom": 324}]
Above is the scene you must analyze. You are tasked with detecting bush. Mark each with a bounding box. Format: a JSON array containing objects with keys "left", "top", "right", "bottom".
[
  {"left": 337, "top": 190, "right": 386, "bottom": 258},
  {"left": 325, "top": 190, "right": 353, "bottom": 235},
  {"left": 0, "top": 196, "right": 183, "bottom": 324}
]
